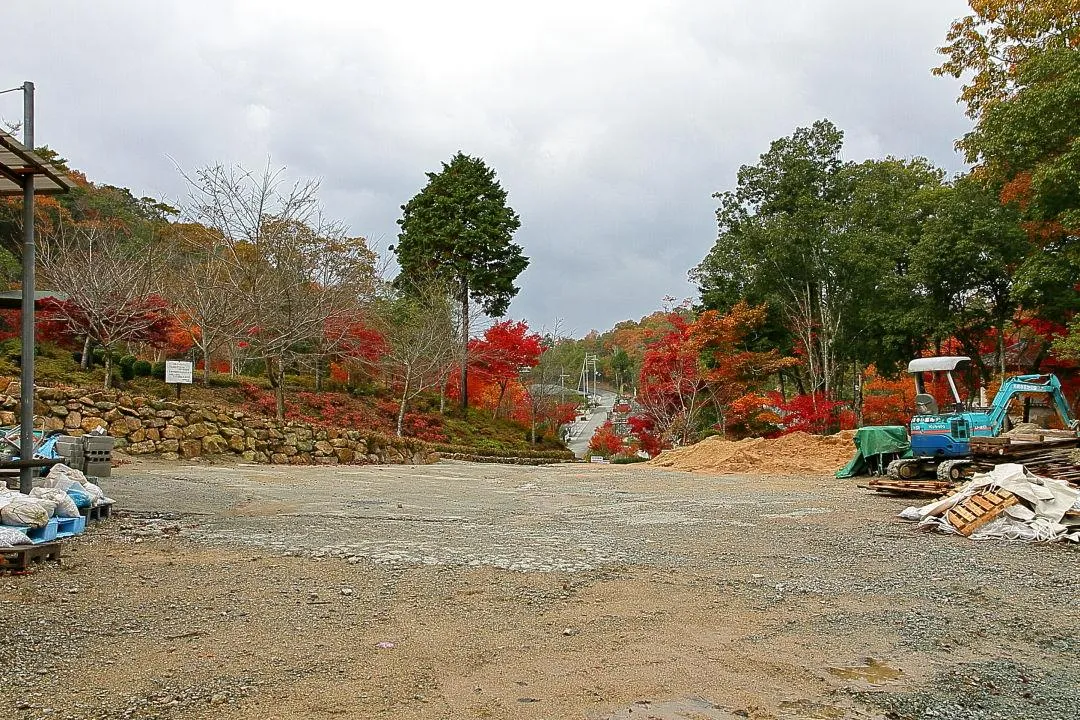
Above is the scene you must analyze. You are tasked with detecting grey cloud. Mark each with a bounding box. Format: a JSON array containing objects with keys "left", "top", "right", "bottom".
[{"left": 4, "top": 0, "right": 973, "bottom": 334}]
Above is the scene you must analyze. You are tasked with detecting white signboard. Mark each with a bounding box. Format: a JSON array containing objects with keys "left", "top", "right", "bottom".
[{"left": 165, "top": 360, "right": 194, "bottom": 384}]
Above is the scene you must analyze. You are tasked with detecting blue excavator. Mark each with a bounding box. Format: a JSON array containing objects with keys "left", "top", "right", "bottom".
[{"left": 886, "top": 356, "right": 1079, "bottom": 481}]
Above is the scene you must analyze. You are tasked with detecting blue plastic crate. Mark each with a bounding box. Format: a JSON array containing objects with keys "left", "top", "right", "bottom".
[
  {"left": 54, "top": 516, "right": 84, "bottom": 538},
  {"left": 34, "top": 518, "right": 58, "bottom": 543},
  {"left": 1, "top": 518, "right": 58, "bottom": 544}
]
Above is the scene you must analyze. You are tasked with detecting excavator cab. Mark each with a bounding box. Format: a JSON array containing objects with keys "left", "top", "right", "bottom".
[
  {"left": 914, "top": 393, "right": 938, "bottom": 415},
  {"left": 908, "top": 356, "right": 968, "bottom": 416},
  {"left": 886, "top": 356, "right": 977, "bottom": 481}
]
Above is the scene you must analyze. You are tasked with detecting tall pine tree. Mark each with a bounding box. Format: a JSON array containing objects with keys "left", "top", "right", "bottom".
[{"left": 394, "top": 152, "right": 527, "bottom": 410}]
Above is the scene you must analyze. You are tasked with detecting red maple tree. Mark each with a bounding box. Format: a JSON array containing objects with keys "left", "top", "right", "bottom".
[{"left": 468, "top": 319, "right": 543, "bottom": 419}]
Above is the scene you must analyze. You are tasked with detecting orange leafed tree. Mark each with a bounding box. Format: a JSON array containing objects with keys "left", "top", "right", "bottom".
[
  {"left": 692, "top": 301, "right": 798, "bottom": 436},
  {"left": 860, "top": 365, "right": 917, "bottom": 427},
  {"left": 632, "top": 302, "right": 796, "bottom": 448},
  {"left": 934, "top": 0, "right": 1080, "bottom": 118}
]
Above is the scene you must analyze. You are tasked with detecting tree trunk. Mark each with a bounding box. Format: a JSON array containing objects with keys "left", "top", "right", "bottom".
[
  {"left": 439, "top": 374, "right": 448, "bottom": 414},
  {"left": 274, "top": 357, "right": 286, "bottom": 421},
  {"left": 460, "top": 277, "right": 469, "bottom": 412},
  {"left": 80, "top": 336, "right": 91, "bottom": 369},
  {"left": 493, "top": 382, "right": 507, "bottom": 419},
  {"left": 997, "top": 316, "right": 1007, "bottom": 377},
  {"left": 202, "top": 345, "right": 211, "bottom": 384},
  {"left": 396, "top": 376, "right": 410, "bottom": 438},
  {"left": 792, "top": 371, "right": 806, "bottom": 396},
  {"left": 854, "top": 360, "right": 863, "bottom": 427},
  {"left": 103, "top": 353, "right": 113, "bottom": 389}
]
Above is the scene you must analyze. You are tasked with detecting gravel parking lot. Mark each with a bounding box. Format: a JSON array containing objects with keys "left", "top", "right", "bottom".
[{"left": 2, "top": 457, "right": 1078, "bottom": 720}]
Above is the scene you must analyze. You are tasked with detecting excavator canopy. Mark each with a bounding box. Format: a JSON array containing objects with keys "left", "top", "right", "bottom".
[{"left": 907, "top": 356, "right": 971, "bottom": 373}]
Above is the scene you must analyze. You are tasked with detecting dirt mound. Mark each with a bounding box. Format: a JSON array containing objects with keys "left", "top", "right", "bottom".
[{"left": 646, "top": 430, "right": 855, "bottom": 476}]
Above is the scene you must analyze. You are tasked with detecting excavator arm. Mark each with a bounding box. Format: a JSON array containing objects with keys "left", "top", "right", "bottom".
[{"left": 986, "top": 374, "right": 1079, "bottom": 435}]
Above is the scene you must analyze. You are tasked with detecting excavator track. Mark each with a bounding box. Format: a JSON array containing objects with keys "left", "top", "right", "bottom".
[
  {"left": 886, "top": 458, "right": 923, "bottom": 480},
  {"left": 936, "top": 459, "right": 972, "bottom": 482}
]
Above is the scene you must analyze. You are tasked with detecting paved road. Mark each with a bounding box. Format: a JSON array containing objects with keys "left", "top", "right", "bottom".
[{"left": 567, "top": 390, "right": 617, "bottom": 458}]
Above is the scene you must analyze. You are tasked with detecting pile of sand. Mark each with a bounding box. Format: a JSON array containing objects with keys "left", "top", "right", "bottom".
[{"left": 646, "top": 430, "right": 856, "bottom": 476}]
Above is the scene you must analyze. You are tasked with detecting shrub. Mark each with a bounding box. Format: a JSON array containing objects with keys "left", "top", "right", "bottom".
[
  {"left": 91, "top": 348, "right": 106, "bottom": 366},
  {"left": 133, "top": 359, "right": 152, "bottom": 377},
  {"left": 118, "top": 355, "right": 137, "bottom": 381},
  {"left": 240, "top": 359, "right": 266, "bottom": 377},
  {"left": 150, "top": 361, "right": 166, "bottom": 380},
  {"left": 209, "top": 375, "right": 244, "bottom": 388},
  {"left": 611, "top": 455, "right": 648, "bottom": 464},
  {"left": 588, "top": 420, "right": 623, "bottom": 458}
]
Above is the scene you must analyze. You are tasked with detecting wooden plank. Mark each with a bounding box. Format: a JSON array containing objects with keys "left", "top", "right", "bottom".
[
  {"left": 971, "top": 437, "right": 1011, "bottom": 446},
  {"left": 945, "top": 489, "right": 1018, "bottom": 537}
]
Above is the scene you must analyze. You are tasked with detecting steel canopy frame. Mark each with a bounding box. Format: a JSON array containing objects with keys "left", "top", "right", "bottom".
[{"left": 0, "top": 83, "right": 73, "bottom": 493}]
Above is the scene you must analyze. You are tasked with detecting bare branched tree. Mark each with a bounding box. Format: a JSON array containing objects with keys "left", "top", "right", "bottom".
[
  {"left": 38, "top": 223, "right": 166, "bottom": 388},
  {"left": 182, "top": 162, "right": 376, "bottom": 418},
  {"left": 370, "top": 277, "right": 458, "bottom": 437},
  {"left": 161, "top": 222, "right": 246, "bottom": 383},
  {"left": 522, "top": 319, "right": 567, "bottom": 444}
]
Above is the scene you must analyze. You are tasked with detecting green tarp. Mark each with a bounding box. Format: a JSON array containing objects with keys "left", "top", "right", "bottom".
[{"left": 835, "top": 425, "right": 910, "bottom": 478}]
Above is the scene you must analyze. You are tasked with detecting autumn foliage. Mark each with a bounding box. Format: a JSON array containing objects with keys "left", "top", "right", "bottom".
[
  {"left": 588, "top": 421, "right": 623, "bottom": 458},
  {"left": 628, "top": 302, "right": 798, "bottom": 451},
  {"left": 468, "top": 320, "right": 543, "bottom": 418}
]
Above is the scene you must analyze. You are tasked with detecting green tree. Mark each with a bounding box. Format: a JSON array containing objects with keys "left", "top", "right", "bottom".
[
  {"left": 831, "top": 158, "right": 945, "bottom": 375},
  {"left": 693, "top": 119, "right": 851, "bottom": 398},
  {"left": 394, "top": 152, "right": 527, "bottom": 410},
  {"left": 610, "top": 348, "right": 633, "bottom": 392},
  {"left": 936, "top": 1, "right": 1080, "bottom": 346},
  {"left": 911, "top": 176, "right": 1031, "bottom": 380}
]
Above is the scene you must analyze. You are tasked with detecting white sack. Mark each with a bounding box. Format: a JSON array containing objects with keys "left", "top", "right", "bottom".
[
  {"left": 0, "top": 496, "right": 50, "bottom": 528},
  {"left": 0, "top": 527, "right": 33, "bottom": 546},
  {"left": 43, "top": 463, "right": 90, "bottom": 488},
  {"left": 30, "top": 487, "right": 80, "bottom": 518}
]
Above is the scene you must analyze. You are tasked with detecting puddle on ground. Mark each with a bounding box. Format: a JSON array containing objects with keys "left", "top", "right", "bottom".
[
  {"left": 826, "top": 658, "right": 904, "bottom": 685},
  {"left": 602, "top": 698, "right": 742, "bottom": 719},
  {"left": 779, "top": 698, "right": 847, "bottom": 718}
]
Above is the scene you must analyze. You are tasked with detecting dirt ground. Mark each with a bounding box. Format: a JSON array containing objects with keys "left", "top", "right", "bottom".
[{"left": 2, "top": 457, "right": 1078, "bottom": 720}]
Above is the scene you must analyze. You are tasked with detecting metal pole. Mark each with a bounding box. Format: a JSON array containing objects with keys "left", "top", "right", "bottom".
[{"left": 19, "top": 81, "right": 35, "bottom": 494}]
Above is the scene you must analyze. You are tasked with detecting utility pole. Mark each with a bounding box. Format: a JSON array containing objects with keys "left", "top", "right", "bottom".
[
  {"left": 19, "top": 81, "right": 35, "bottom": 494},
  {"left": 580, "top": 353, "right": 600, "bottom": 405}
]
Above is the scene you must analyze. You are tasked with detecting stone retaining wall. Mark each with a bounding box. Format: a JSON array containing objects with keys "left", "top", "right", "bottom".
[{"left": 0, "top": 382, "right": 436, "bottom": 466}]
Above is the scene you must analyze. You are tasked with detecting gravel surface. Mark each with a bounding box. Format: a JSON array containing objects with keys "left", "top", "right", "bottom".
[{"left": 1, "top": 456, "right": 1077, "bottom": 719}]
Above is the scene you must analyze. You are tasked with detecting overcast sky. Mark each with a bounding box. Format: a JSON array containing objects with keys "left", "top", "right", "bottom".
[{"left": 4, "top": 0, "right": 972, "bottom": 336}]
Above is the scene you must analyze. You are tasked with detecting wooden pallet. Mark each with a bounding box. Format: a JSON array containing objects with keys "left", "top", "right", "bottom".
[
  {"left": 864, "top": 479, "right": 954, "bottom": 496},
  {"left": 0, "top": 541, "right": 62, "bottom": 574},
  {"left": 79, "top": 502, "right": 114, "bottom": 522},
  {"left": 971, "top": 435, "right": 1080, "bottom": 457},
  {"left": 944, "top": 489, "right": 1018, "bottom": 537}
]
